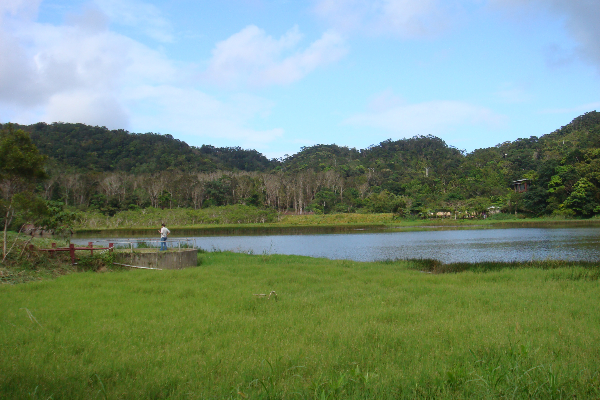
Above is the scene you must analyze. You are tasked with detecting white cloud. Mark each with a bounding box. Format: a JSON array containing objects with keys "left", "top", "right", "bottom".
[
  {"left": 344, "top": 97, "right": 505, "bottom": 138},
  {"left": 93, "top": 0, "right": 174, "bottom": 42},
  {"left": 0, "top": 5, "right": 176, "bottom": 129},
  {"left": 490, "top": 0, "right": 600, "bottom": 73},
  {"left": 0, "top": 26, "right": 40, "bottom": 106},
  {"left": 314, "top": 0, "right": 600, "bottom": 72},
  {"left": 204, "top": 25, "right": 348, "bottom": 87},
  {"left": 44, "top": 91, "right": 129, "bottom": 129},
  {"left": 0, "top": 2, "right": 286, "bottom": 150},
  {"left": 0, "top": 0, "right": 42, "bottom": 20},
  {"left": 313, "top": 0, "right": 456, "bottom": 38},
  {"left": 127, "top": 86, "right": 283, "bottom": 148}
]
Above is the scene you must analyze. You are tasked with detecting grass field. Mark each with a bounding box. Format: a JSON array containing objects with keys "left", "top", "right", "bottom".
[{"left": 1, "top": 251, "right": 599, "bottom": 399}]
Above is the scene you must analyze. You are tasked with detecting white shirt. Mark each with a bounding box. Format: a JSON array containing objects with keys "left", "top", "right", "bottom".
[{"left": 160, "top": 227, "right": 170, "bottom": 238}]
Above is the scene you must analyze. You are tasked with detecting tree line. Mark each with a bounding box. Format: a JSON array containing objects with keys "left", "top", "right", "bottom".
[{"left": 2, "top": 111, "right": 600, "bottom": 225}]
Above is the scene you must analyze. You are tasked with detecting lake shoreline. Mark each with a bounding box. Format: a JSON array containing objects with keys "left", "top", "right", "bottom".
[
  {"left": 72, "top": 223, "right": 600, "bottom": 264},
  {"left": 73, "top": 217, "right": 600, "bottom": 238}
]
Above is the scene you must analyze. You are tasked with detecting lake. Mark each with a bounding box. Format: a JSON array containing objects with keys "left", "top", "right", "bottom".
[{"left": 73, "top": 227, "right": 600, "bottom": 263}]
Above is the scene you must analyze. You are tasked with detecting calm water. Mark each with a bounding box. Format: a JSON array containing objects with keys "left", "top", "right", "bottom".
[{"left": 73, "top": 227, "right": 600, "bottom": 263}]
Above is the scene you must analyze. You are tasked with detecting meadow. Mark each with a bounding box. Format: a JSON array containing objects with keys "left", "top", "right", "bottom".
[{"left": 1, "top": 250, "right": 599, "bottom": 399}]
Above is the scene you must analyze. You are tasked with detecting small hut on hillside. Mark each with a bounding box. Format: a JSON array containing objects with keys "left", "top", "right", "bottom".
[{"left": 513, "top": 179, "right": 530, "bottom": 193}]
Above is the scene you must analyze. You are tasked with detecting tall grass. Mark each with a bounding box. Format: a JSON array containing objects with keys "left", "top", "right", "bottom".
[
  {"left": 76, "top": 205, "right": 277, "bottom": 229},
  {"left": 409, "top": 258, "right": 600, "bottom": 278},
  {"left": 278, "top": 213, "right": 395, "bottom": 225},
  {"left": 74, "top": 205, "right": 600, "bottom": 232},
  {"left": 1, "top": 253, "right": 599, "bottom": 398},
  {"left": 0, "top": 233, "right": 128, "bottom": 284},
  {"left": 1, "top": 234, "right": 72, "bottom": 284}
]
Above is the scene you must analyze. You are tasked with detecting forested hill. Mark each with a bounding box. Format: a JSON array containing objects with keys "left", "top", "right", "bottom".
[
  {"left": 7, "top": 112, "right": 600, "bottom": 177},
  {"left": 3, "top": 122, "right": 276, "bottom": 173},
  {"left": 3, "top": 111, "right": 600, "bottom": 217}
]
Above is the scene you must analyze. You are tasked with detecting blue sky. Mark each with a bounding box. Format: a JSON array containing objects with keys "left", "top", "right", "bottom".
[{"left": 1, "top": 0, "right": 599, "bottom": 159}]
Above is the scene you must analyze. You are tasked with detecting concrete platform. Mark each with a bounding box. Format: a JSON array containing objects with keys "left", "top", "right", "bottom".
[{"left": 114, "top": 249, "right": 198, "bottom": 270}]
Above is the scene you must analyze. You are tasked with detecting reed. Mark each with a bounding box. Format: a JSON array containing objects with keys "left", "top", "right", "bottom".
[{"left": 1, "top": 252, "right": 599, "bottom": 398}]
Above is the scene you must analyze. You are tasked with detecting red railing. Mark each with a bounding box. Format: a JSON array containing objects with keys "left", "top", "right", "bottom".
[{"left": 32, "top": 242, "right": 113, "bottom": 265}]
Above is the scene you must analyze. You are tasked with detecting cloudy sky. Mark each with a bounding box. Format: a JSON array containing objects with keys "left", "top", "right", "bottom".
[{"left": 1, "top": 0, "right": 599, "bottom": 158}]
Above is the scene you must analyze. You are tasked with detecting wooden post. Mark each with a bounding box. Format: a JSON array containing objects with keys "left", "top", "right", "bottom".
[
  {"left": 88, "top": 242, "right": 93, "bottom": 256},
  {"left": 109, "top": 243, "right": 114, "bottom": 254},
  {"left": 69, "top": 243, "right": 75, "bottom": 265}
]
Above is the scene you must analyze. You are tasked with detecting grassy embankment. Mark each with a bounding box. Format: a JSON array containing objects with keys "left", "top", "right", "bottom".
[
  {"left": 1, "top": 249, "right": 599, "bottom": 399},
  {"left": 73, "top": 205, "right": 600, "bottom": 235}
]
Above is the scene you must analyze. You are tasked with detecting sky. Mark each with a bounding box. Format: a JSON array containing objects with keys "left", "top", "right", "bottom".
[{"left": 1, "top": 0, "right": 599, "bottom": 159}]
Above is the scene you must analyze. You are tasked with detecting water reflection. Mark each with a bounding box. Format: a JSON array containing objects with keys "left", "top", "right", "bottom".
[{"left": 73, "top": 227, "right": 600, "bottom": 263}]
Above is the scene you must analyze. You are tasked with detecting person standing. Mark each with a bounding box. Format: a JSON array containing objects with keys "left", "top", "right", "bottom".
[{"left": 159, "top": 223, "right": 170, "bottom": 251}]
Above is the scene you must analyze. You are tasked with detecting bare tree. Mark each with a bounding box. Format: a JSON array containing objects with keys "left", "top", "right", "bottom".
[
  {"left": 145, "top": 173, "right": 167, "bottom": 208},
  {"left": 263, "top": 173, "right": 282, "bottom": 209},
  {"left": 323, "top": 169, "right": 342, "bottom": 198},
  {"left": 234, "top": 173, "right": 257, "bottom": 204},
  {"left": 61, "top": 173, "right": 81, "bottom": 206},
  {"left": 73, "top": 173, "right": 94, "bottom": 206},
  {"left": 42, "top": 175, "right": 58, "bottom": 200},
  {"left": 99, "top": 173, "right": 125, "bottom": 201},
  {"left": 281, "top": 174, "right": 294, "bottom": 212}
]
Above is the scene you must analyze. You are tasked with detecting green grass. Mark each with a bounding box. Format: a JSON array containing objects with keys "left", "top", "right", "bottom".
[
  {"left": 409, "top": 258, "right": 600, "bottom": 278},
  {"left": 1, "top": 252, "right": 599, "bottom": 398},
  {"left": 0, "top": 233, "right": 72, "bottom": 284},
  {"left": 73, "top": 206, "right": 600, "bottom": 235},
  {"left": 75, "top": 205, "right": 278, "bottom": 230},
  {"left": 0, "top": 233, "right": 127, "bottom": 284}
]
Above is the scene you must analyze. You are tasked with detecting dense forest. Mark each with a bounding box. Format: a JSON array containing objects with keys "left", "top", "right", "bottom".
[
  {"left": 2, "top": 110, "right": 600, "bottom": 218},
  {"left": 12, "top": 122, "right": 274, "bottom": 173}
]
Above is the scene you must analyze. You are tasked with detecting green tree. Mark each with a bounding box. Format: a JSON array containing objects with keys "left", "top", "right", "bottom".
[
  {"left": 0, "top": 125, "right": 48, "bottom": 260},
  {"left": 309, "top": 188, "right": 338, "bottom": 214},
  {"left": 562, "top": 178, "right": 598, "bottom": 217},
  {"left": 522, "top": 185, "right": 549, "bottom": 216},
  {"left": 466, "top": 196, "right": 492, "bottom": 217},
  {"left": 365, "top": 190, "right": 406, "bottom": 214},
  {"left": 41, "top": 201, "right": 78, "bottom": 243}
]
